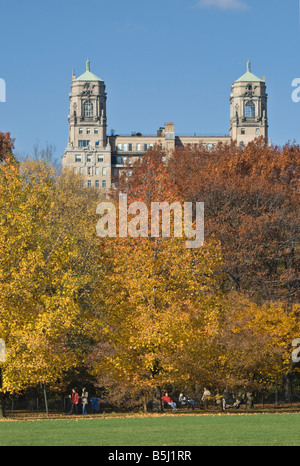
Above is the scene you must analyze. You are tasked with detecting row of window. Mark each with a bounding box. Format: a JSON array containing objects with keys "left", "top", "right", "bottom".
[
  {"left": 77, "top": 140, "right": 225, "bottom": 152},
  {"left": 79, "top": 128, "right": 99, "bottom": 135},
  {"left": 117, "top": 143, "right": 154, "bottom": 152},
  {"left": 75, "top": 154, "right": 104, "bottom": 163},
  {"left": 78, "top": 140, "right": 102, "bottom": 148},
  {"left": 89, "top": 180, "right": 106, "bottom": 188},
  {"left": 75, "top": 167, "right": 107, "bottom": 176},
  {"left": 241, "top": 128, "right": 261, "bottom": 135},
  {"left": 78, "top": 140, "right": 91, "bottom": 148}
]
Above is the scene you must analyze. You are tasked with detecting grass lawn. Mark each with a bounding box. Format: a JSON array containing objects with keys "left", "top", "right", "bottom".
[{"left": 1, "top": 413, "right": 299, "bottom": 447}]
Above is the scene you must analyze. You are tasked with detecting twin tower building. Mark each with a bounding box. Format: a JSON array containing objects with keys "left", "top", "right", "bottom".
[{"left": 62, "top": 59, "right": 269, "bottom": 190}]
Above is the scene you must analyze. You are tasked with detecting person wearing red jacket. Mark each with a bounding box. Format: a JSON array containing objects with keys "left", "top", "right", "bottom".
[
  {"left": 68, "top": 388, "right": 79, "bottom": 415},
  {"left": 161, "top": 392, "right": 177, "bottom": 411}
]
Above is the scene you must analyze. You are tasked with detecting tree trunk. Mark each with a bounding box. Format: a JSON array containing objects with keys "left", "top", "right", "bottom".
[
  {"left": 246, "top": 392, "right": 254, "bottom": 409},
  {"left": 142, "top": 393, "right": 149, "bottom": 413},
  {"left": 152, "top": 387, "right": 163, "bottom": 413},
  {"left": 282, "top": 373, "right": 292, "bottom": 402},
  {"left": 0, "top": 393, "right": 5, "bottom": 419},
  {"left": 0, "top": 369, "right": 4, "bottom": 418}
]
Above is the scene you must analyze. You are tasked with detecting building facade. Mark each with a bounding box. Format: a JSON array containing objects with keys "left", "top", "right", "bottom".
[{"left": 62, "top": 59, "right": 268, "bottom": 189}]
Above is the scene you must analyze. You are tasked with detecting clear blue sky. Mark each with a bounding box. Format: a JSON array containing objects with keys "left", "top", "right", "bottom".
[{"left": 0, "top": 0, "right": 299, "bottom": 163}]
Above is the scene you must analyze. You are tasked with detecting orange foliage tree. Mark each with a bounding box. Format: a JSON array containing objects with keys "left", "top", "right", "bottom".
[{"left": 169, "top": 139, "right": 300, "bottom": 306}]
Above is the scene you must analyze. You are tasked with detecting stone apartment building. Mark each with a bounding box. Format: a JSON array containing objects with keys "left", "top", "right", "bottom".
[{"left": 62, "top": 59, "right": 268, "bottom": 189}]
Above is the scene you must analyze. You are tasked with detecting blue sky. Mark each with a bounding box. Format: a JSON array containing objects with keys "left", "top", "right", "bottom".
[{"left": 0, "top": 0, "right": 299, "bottom": 162}]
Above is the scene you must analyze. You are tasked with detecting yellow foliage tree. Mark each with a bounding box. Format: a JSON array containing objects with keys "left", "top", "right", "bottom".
[
  {"left": 208, "top": 292, "right": 300, "bottom": 393},
  {"left": 0, "top": 157, "right": 102, "bottom": 398}
]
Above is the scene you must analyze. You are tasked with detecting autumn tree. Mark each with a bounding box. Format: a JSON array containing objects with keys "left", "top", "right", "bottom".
[
  {"left": 168, "top": 140, "right": 300, "bottom": 401},
  {"left": 0, "top": 156, "right": 104, "bottom": 416},
  {"left": 205, "top": 293, "right": 300, "bottom": 398},
  {"left": 92, "top": 148, "right": 224, "bottom": 410},
  {"left": 0, "top": 132, "right": 14, "bottom": 163},
  {"left": 169, "top": 139, "right": 300, "bottom": 306}
]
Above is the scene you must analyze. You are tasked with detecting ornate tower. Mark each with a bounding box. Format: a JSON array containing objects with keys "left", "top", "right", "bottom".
[
  {"left": 62, "top": 60, "right": 111, "bottom": 189},
  {"left": 230, "top": 61, "right": 268, "bottom": 146}
]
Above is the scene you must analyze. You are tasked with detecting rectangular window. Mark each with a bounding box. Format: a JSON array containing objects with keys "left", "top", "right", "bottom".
[
  {"left": 78, "top": 140, "right": 90, "bottom": 148},
  {"left": 84, "top": 101, "right": 94, "bottom": 118},
  {"left": 102, "top": 180, "right": 107, "bottom": 188},
  {"left": 241, "top": 128, "right": 245, "bottom": 135},
  {"left": 144, "top": 144, "right": 148, "bottom": 151},
  {"left": 87, "top": 167, "right": 92, "bottom": 176},
  {"left": 98, "top": 156, "right": 104, "bottom": 163},
  {"left": 87, "top": 180, "right": 92, "bottom": 187},
  {"left": 136, "top": 143, "right": 141, "bottom": 151},
  {"left": 79, "top": 128, "right": 83, "bottom": 134},
  {"left": 87, "top": 155, "right": 92, "bottom": 163},
  {"left": 256, "top": 128, "right": 261, "bottom": 135},
  {"left": 123, "top": 144, "right": 128, "bottom": 151},
  {"left": 87, "top": 128, "right": 91, "bottom": 134},
  {"left": 102, "top": 167, "right": 107, "bottom": 176},
  {"left": 128, "top": 143, "right": 132, "bottom": 151},
  {"left": 94, "top": 128, "right": 99, "bottom": 134},
  {"left": 80, "top": 167, "right": 84, "bottom": 174},
  {"left": 95, "top": 167, "right": 99, "bottom": 175},
  {"left": 95, "top": 180, "right": 99, "bottom": 188},
  {"left": 117, "top": 143, "right": 122, "bottom": 151},
  {"left": 75, "top": 154, "right": 82, "bottom": 163}
]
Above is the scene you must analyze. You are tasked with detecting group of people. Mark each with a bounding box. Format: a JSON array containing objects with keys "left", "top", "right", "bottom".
[
  {"left": 68, "top": 388, "right": 101, "bottom": 415},
  {"left": 161, "top": 388, "right": 212, "bottom": 411},
  {"left": 68, "top": 386, "right": 240, "bottom": 414},
  {"left": 161, "top": 392, "right": 197, "bottom": 411}
]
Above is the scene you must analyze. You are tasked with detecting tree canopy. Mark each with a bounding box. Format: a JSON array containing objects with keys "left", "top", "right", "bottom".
[{"left": 0, "top": 135, "right": 299, "bottom": 412}]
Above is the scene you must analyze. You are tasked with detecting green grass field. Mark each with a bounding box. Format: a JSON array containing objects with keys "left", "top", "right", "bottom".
[{"left": 1, "top": 413, "right": 300, "bottom": 446}]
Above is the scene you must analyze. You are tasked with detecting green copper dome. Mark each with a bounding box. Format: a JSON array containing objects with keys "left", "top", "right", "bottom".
[
  {"left": 75, "top": 59, "right": 103, "bottom": 82},
  {"left": 235, "top": 60, "right": 263, "bottom": 83}
]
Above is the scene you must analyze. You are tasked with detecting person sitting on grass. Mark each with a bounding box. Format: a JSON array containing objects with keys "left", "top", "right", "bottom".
[{"left": 161, "top": 392, "right": 177, "bottom": 411}]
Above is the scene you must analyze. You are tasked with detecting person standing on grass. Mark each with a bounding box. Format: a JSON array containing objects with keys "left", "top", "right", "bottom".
[
  {"left": 90, "top": 396, "right": 101, "bottom": 414},
  {"left": 202, "top": 387, "right": 211, "bottom": 409},
  {"left": 68, "top": 388, "right": 79, "bottom": 415},
  {"left": 81, "top": 388, "right": 89, "bottom": 415}
]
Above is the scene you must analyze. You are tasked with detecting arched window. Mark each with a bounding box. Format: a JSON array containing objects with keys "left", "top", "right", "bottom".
[
  {"left": 245, "top": 101, "right": 255, "bottom": 118},
  {"left": 83, "top": 101, "right": 93, "bottom": 117}
]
